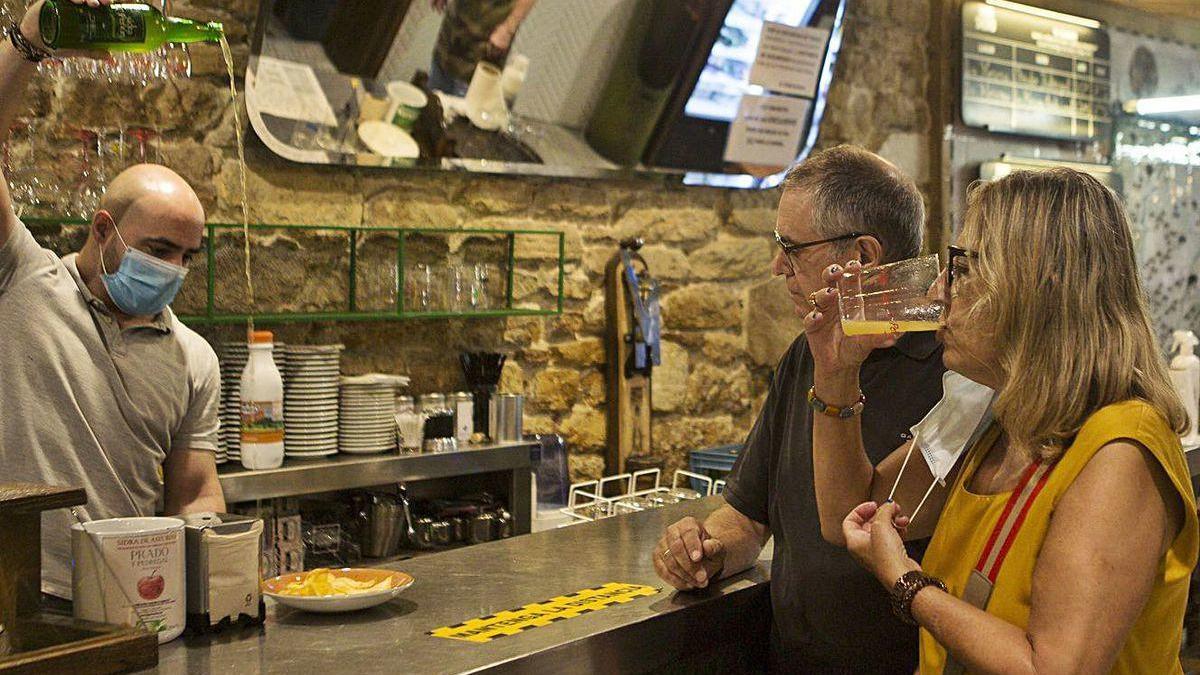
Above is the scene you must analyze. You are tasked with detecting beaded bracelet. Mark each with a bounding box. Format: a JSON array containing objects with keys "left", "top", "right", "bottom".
[{"left": 807, "top": 386, "right": 865, "bottom": 418}]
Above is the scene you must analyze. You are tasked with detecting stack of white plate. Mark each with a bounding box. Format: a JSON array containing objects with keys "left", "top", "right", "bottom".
[
  {"left": 282, "top": 344, "right": 344, "bottom": 458},
  {"left": 339, "top": 374, "right": 407, "bottom": 454},
  {"left": 218, "top": 341, "right": 289, "bottom": 464}
]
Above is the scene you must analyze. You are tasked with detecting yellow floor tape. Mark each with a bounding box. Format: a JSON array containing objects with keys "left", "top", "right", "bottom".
[{"left": 429, "top": 582, "right": 660, "bottom": 643}]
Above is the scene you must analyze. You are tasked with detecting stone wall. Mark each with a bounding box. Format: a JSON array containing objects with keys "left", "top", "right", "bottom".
[{"left": 21, "top": 0, "right": 933, "bottom": 480}]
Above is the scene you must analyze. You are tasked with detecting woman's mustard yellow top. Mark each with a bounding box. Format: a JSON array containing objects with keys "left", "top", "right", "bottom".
[{"left": 919, "top": 400, "right": 1199, "bottom": 674}]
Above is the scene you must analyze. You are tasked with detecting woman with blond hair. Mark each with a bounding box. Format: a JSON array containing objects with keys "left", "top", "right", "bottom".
[{"left": 803, "top": 168, "right": 1198, "bottom": 674}]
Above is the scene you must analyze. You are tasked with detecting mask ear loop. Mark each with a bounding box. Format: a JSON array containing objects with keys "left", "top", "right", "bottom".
[
  {"left": 887, "top": 428, "right": 920, "bottom": 502},
  {"left": 886, "top": 427, "right": 941, "bottom": 527}
]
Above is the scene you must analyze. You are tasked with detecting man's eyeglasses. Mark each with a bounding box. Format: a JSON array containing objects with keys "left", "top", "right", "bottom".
[
  {"left": 774, "top": 230, "right": 865, "bottom": 276},
  {"left": 946, "top": 245, "right": 978, "bottom": 301}
]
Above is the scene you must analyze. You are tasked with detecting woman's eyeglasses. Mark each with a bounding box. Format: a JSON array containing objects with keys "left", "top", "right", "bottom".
[
  {"left": 774, "top": 230, "right": 865, "bottom": 276},
  {"left": 946, "top": 245, "right": 978, "bottom": 300}
]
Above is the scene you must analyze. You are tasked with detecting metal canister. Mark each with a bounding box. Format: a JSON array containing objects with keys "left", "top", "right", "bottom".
[
  {"left": 417, "top": 393, "right": 447, "bottom": 414},
  {"left": 451, "top": 392, "right": 474, "bottom": 444},
  {"left": 489, "top": 394, "right": 524, "bottom": 442}
]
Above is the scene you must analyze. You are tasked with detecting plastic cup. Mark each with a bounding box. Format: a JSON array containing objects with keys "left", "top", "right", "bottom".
[{"left": 837, "top": 254, "right": 945, "bottom": 336}]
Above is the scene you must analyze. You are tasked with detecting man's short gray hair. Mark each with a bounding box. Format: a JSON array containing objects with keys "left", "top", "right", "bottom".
[{"left": 782, "top": 145, "right": 925, "bottom": 262}]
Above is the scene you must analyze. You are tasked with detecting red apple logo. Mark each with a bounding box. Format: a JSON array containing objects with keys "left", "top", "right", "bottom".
[{"left": 137, "top": 571, "right": 165, "bottom": 600}]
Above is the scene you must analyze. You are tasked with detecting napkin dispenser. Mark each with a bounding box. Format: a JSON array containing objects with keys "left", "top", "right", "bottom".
[{"left": 183, "top": 513, "right": 266, "bottom": 634}]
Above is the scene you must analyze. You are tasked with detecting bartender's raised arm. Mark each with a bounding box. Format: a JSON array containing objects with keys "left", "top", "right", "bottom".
[
  {"left": 0, "top": 4, "right": 44, "bottom": 247},
  {"left": 0, "top": 0, "right": 109, "bottom": 248},
  {"left": 805, "top": 261, "right": 952, "bottom": 545}
]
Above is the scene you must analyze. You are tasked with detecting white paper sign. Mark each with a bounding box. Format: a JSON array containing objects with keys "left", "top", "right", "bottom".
[
  {"left": 722, "top": 94, "right": 810, "bottom": 167},
  {"left": 249, "top": 56, "right": 338, "bottom": 126},
  {"left": 748, "top": 22, "right": 830, "bottom": 98}
]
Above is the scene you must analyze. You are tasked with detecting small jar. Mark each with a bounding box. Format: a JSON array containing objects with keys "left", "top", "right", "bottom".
[
  {"left": 394, "top": 395, "right": 415, "bottom": 415},
  {"left": 418, "top": 393, "right": 447, "bottom": 414},
  {"left": 451, "top": 392, "right": 474, "bottom": 445}
]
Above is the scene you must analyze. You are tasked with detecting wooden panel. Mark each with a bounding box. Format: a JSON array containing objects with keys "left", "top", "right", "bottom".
[
  {"left": 0, "top": 614, "right": 157, "bottom": 675},
  {"left": 0, "top": 484, "right": 85, "bottom": 514}
]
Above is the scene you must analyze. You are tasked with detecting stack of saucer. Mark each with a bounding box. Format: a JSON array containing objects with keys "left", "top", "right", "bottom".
[
  {"left": 339, "top": 374, "right": 407, "bottom": 454},
  {"left": 217, "top": 342, "right": 248, "bottom": 464},
  {"left": 282, "top": 344, "right": 344, "bottom": 458}
]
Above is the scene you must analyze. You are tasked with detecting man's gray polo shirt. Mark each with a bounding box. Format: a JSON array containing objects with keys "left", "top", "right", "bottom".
[{"left": 0, "top": 219, "right": 220, "bottom": 598}]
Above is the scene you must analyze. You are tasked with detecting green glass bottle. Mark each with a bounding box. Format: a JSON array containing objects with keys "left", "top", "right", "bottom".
[{"left": 39, "top": 0, "right": 223, "bottom": 53}]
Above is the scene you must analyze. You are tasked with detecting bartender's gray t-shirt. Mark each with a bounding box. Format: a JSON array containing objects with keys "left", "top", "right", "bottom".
[
  {"left": 0, "top": 220, "right": 220, "bottom": 598},
  {"left": 724, "top": 332, "right": 945, "bottom": 672}
]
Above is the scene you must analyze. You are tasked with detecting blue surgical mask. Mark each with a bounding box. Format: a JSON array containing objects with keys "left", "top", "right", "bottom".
[{"left": 100, "top": 225, "right": 188, "bottom": 317}]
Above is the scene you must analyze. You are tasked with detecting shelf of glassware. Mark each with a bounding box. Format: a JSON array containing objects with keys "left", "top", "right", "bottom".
[{"left": 21, "top": 218, "right": 566, "bottom": 324}]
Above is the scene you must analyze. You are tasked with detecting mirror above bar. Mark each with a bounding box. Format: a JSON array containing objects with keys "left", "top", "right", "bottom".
[{"left": 243, "top": 0, "right": 846, "bottom": 188}]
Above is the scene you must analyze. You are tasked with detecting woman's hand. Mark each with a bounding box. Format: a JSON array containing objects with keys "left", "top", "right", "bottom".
[
  {"left": 803, "top": 260, "right": 898, "bottom": 379},
  {"left": 843, "top": 501, "right": 920, "bottom": 588}
]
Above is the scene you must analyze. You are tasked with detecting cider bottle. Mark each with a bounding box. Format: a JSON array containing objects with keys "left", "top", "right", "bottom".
[{"left": 39, "top": 0, "right": 223, "bottom": 53}]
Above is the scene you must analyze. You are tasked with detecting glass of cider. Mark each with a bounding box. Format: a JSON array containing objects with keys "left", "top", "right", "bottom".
[{"left": 837, "top": 254, "right": 946, "bottom": 336}]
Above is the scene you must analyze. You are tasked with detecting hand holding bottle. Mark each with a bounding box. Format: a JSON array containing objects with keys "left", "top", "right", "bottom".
[{"left": 21, "top": 0, "right": 113, "bottom": 59}]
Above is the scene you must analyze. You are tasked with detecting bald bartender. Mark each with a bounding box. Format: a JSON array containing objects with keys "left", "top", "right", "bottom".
[{"left": 0, "top": 0, "right": 225, "bottom": 598}]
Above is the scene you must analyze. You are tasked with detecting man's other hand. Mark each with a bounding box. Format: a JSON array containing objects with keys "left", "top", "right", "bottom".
[{"left": 653, "top": 516, "right": 726, "bottom": 591}]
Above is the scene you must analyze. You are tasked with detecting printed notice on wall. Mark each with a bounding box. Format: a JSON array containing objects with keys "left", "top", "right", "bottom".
[
  {"left": 748, "top": 22, "right": 830, "bottom": 97},
  {"left": 249, "top": 56, "right": 338, "bottom": 126},
  {"left": 722, "top": 94, "right": 810, "bottom": 167}
]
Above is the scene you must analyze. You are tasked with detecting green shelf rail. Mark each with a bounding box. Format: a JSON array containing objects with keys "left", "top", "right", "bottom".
[{"left": 23, "top": 218, "right": 566, "bottom": 325}]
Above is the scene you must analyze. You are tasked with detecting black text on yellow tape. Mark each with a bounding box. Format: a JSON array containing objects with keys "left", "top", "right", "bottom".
[{"left": 429, "top": 582, "right": 660, "bottom": 643}]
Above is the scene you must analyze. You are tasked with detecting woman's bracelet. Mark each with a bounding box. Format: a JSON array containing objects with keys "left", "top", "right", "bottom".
[
  {"left": 891, "top": 570, "right": 947, "bottom": 626},
  {"left": 807, "top": 386, "right": 865, "bottom": 418}
]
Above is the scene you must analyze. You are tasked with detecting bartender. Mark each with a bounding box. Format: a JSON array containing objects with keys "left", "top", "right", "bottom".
[
  {"left": 0, "top": 0, "right": 225, "bottom": 599},
  {"left": 427, "top": 0, "right": 537, "bottom": 96}
]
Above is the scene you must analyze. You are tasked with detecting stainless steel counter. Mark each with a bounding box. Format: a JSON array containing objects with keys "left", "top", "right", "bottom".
[{"left": 148, "top": 497, "right": 772, "bottom": 674}]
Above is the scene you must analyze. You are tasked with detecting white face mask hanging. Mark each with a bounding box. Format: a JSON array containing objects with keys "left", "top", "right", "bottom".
[{"left": 887, "top": 370, "right": 997, "bottom": 524}]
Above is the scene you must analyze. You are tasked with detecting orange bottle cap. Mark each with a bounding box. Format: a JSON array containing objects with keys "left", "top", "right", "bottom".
[{"left": 249, "top": 330, "right": 274, "bottom": 344}]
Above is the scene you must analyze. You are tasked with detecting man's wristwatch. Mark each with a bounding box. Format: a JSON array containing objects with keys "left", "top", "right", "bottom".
[
  {"left": 890, "top": 570, "right": 946, "bottom": 626},
  {"left": 6, "top": 22, "right": 51, "bottom": 63}
]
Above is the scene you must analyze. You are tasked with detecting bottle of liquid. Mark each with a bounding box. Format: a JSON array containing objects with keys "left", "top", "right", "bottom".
[
  {"left": 39, "top": 0, "right": 223, "bottom": 53},
  {"left": 240, "top": 330, "right": 285, "bottom": 470},
  {"left": 1170, "top": 329, "right": 1200, "bottom": 447}
]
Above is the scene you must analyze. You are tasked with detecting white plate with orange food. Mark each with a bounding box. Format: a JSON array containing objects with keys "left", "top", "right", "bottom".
[{"left": 262, "top": 567, "right": 414, "bottom": 613}]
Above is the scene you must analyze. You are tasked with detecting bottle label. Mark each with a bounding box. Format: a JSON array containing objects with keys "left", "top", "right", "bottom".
[
  {"left": 78, "top": 9, "right": 147, "bottom": 44},
  {"left": 241, "top": 400, "right": 284, "bottom": 444}
]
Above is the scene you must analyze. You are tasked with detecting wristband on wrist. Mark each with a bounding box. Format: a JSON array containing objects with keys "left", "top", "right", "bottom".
[
  {"left": 6, "top": 22, "right": 50, "bottom": 63},
  {"left": 891, "top": 570, "right": 946, "bottom": 626},
  {"left": 807, "top": 386, "right": 865, "bottom": 418}
]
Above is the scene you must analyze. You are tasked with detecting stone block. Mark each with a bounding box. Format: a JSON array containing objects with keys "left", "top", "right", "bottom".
[
  {"left": 532, "top": 182, "right": 611, "bottom": 218},
  {"left": 561, "top": 406, "right": 606, "bottom": 451},
  {"left": 690, "top": 235, "right": 775, "bottom": 280},
  {"left": 461, "top": 178, "right": 536, "bottom": 214},
  {"left": 685, "top": 363, "right": 752, "bottom": 415},
  {"left": 569, "top": 452, "right": 606, "bottom": 482},
  {"left": 701, "top": 332, "right": 747, "bottom": 364},
  {"left": 531, "top": 367, "right": 582, "bottom": 412},
  {"left": 654, "top": 415, "right": 739, "bottom": 455},
  {"left": 611, "top": 207, "right": 721, "bottom": 245},
  {"left": 662, "top": 284, "right": 742, "bottom": 330},
  {"left": 213, "top": 156, "right": 362, "bottom": 225},
  {"left": 580, "top": 370, "right": 605, "bottom": 407},
  {"left": 745, "top": 277, "right": 803, "bottom": 368},
  {"left": 638, "top": 245, "right": 691, "bottom": 280},
  {"left": 553, "top": 338, "right": 605, "bottom": 367},
  {"left": 498, "top": 360, "right": 526, "bottom": 394},
  {"left": 652, "top": 341, "right": 688, "bottom": 413}
]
